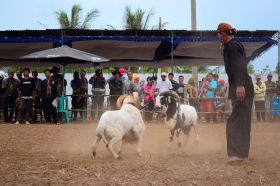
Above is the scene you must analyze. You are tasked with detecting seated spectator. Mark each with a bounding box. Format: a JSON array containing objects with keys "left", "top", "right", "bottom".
[
  {"left": 168, "top": 72, "right": 179, "bottom": 91},
  {"left": 127, "top": 74, "right": 142, "bottom": 95}
]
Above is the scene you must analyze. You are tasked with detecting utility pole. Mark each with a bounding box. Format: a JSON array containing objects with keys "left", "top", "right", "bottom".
[{"left": 191, "top": 0, "right": 198, "bottom": 84}]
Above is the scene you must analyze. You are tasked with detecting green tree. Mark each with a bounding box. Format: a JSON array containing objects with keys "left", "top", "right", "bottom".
[
  {"left": 260, "top": 65, "right": 272, "bottom": 75},
  {"left": 55, "top": 4, "right": 100, "bottom": 29},
  {"left": 247, "top": 64, "right": 255, "bottom": 74}
]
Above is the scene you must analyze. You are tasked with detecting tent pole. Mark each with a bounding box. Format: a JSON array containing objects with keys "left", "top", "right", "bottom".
[
  {"left": 171, "top": 31, "right": 174, "bottom": 73},
  {"left": 62, "top": 60, "right": 65, "bottom": 96},
  {"left": 191, "top": 0, "right": 198, "bottom": 86},
  {"left": 278, "top": 31, "right": 280, "bottom": 81}
]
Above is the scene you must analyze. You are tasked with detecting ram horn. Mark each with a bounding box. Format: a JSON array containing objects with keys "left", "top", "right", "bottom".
[{"left": 159, "top": 90, "right": 181, "bottom": 101}]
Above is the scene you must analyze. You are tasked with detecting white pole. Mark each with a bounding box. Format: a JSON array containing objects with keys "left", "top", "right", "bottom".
[
  {"left": 278, "top": 31, "right": 280, "bottom": 81},
  {"left": 191, "top": 0, "right": 198, "bottom": 85}
]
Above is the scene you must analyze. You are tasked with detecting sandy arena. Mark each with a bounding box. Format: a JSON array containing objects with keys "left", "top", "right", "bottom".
[{"left": 0, "top": 122, "right": 280, "bottom": 185}]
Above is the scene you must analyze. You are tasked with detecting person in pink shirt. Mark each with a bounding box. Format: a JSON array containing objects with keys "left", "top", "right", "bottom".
[{"left": 143, "top": 77, "right": 156, "bottom": 123}]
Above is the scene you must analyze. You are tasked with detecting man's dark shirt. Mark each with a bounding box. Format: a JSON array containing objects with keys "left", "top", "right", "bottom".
[
  {"left": 109, "top": 79, "right": 123, "bottom": 95},
  {"left": 170, "top": 79, "right": 179, "bottom": 91},
  {"left": 89, "top": 76, "right": 106, "bottom": 89},
  {"left": 19, "top": 77, "right": 35, "bottom": 97},
  {"left": 223, "top": 38, "right": 254, "bottom": 100},
  {"left": 41, "top": 79, "right": 57, "bottom": 99}
]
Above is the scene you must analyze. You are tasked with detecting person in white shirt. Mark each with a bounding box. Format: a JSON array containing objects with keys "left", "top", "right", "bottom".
[{"left": 156, "top": 72, "right": 173, "bottom": 93}]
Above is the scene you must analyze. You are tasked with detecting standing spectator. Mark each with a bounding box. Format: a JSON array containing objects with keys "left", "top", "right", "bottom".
[
  {"left": 32, "top": 71, "right": 42, "bottom": 122},
  {"left": 198, "top": 77, "right": 209, "bottom": 122},
  {"left": 15, "top": 68, "right": 35, "bottom": 124},
  {"left": 213, "top": 74, "right": 220, "bottom": 89},
  {"left": 89, "top": 69, "right": 106, "bottom": 120},
  {"left": 51, "top": 66, "right": 67, "bottom": 96},
  {"left": 254, "top": 74, "right": 266, "bottom": 122},
  {"left": 108, "top": 70, "right": 123, "bottom": 110},
  {"left": 70, "top": 71, "right": 82, "bottom": 120},
  {"left": 187, "top": 77, "right": 199, "bottom": 111},
  {"left": 2, "top": 72, "right": 19, "bottom": 123},
  {"left": 80, "top": 70, "right": 88, "bottom": 118},
  {"left": 156, "top": 72, "right": 173, "bottom": 93},
  {"left": 124, "top": 71, "right": 133, "bottom": 94},
  {"left": 127, "top": 74, "right": 142, "bottom": 95},
  {"left": 217, "top": 22, "right": 254, "bottom": 163},
  {"left": 0, "top": 72, "right": 5, "bottom": 120},
  {"left": 221, "top": 81, "right": 232, "bottom": 120},
  {"left": 32, "top": 71, "right": 42, "bottom": 93},
  {"left": 205, "top": 73, "right": 218, "bottom": 123},
  {"left": 143, "top": 77, "right": 156, "bottom": 123},
  {"left": 168, "top": 72, "right": 179, "bottom": 91},
  {"left": 264, "top": 73, "right": 276, "bottom": 121},
  {"left": 176, "top": 75, "right": 186, "bottom": 103},
  {"left": 276, "top": 77, "right": 280, "bottom": 95},
  {"left": 215, "top": 89, "right": 226, "bottom": 122},
  {"left": 41, "top": 69, "right": 58, "bottom": 124}
]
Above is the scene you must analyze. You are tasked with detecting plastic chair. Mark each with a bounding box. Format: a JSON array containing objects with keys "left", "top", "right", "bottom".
[{"left": 57, "top": 96, "right": 70, "bottom": 124}]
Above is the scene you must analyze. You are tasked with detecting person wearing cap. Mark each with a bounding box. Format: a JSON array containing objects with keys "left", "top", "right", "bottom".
[
  {"left": 156, "top": 72, "right": 173, "bottom": 93},
  {"left": 108, "top": 70, "right": 123, "bottom": 110},
  {"left": 217, "top": 23, "right": 254, "bottom": 164},
  {"left": 1, "top": 71, "right": 19, "bottom": 123},
  {"left": 264, "top": 73, "right": 276, "bottom": 121},
  {"left": 254, "top": 74, "right": 266, "bottom": 122},
  {"left": 89, "top": 69, "right": 106, "bottom": 120}
]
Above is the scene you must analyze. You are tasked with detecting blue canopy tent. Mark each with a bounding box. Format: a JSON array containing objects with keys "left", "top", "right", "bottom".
[{"left": 0, "top": 29, "right": 278, "bottom": 69}]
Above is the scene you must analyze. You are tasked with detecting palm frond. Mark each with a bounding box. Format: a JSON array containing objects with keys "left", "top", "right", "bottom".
[
  {"left": 106, "top": 25, "right": 117, "bottom": 30},
  {"left": 143, "top": 8, "right": 154, "bottom": 30},
  {"left": 80, "top": 9, "right": 100, "bottom": 29},
  {"left": 123, "top": 6, "right": 134, "bottom": 29},
  {"left": 135, "top": 9, "right": 145, "bottom": 29},
  {"left": 71, "top": 4, "right": 82, "bottom": 28},
  {"left": 55, "top": 10, "right": 70, "bottom": 29}
]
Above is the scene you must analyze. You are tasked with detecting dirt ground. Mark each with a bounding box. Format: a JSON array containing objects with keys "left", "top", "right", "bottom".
[{"left": 0, "top": 122, "right": 280, "bottom": 186}]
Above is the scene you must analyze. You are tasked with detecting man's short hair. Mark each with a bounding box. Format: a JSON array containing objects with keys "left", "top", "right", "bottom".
[
  {"left": 32, "top": 70, "right": 38, "bottom": 74},
  {"left": 179, "top": 75, "right": 184, "bottom": 78},
  {"left": 44, "top": 69, "right": 51, "bottom": 73},
  {"left": 23, "top": 68, "right": 30, "bottom": 73},
  {"left": 168, "top": 73, "right": 174, "bottom": 77}
]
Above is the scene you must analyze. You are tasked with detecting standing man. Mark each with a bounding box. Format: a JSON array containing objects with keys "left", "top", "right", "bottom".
[
  {"left": 15, "top": 68, "right": 35, "bottom": 124},
  {"left": 124, "top": 71, "right": 133, "bottom": 94},
  {"left": 217, "top": 23, "right": 254, "bottom": 163},
  {"left": 80, "top": 70, "right": 88, "bottom": 119},
  {"left": 264, "top": 73, "right": 276, "bottom": 121},
  {"left": 89, "top": 69, "right": 106, "bottom": 119},
  {"left": 168, "top": 72, "right": 179, "bottom": 91},
  {"left": 254, "top": 74, "right": 267, "bottom": 122},
  {"left": 156, "top": 72, "right": 173, "bottom": 93},
  {"left": 2, "top": 72, "right": 19, "bottom": 123},
  {"left": 108, "top": 70, "right": 123, "bottom": 110},
  {"left": 41, "top": 69, "right": 58, "bottom": 124}
]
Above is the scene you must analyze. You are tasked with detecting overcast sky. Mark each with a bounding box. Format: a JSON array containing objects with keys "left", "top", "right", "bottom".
[{"left": 1, "top": 0, "right": 279, "bottom": 72}]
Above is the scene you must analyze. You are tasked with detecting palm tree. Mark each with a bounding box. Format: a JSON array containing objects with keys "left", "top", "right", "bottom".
[
  {"left": 55, "top": 4, "right": 100, "bottom": 29},
  {"left": 123, "top": 6, "right": 154, "bottom": 29}
]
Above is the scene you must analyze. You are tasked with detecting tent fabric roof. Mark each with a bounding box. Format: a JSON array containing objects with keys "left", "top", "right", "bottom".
[{"left": 0, "top": 29, "right": 278, "bottom": 67}]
